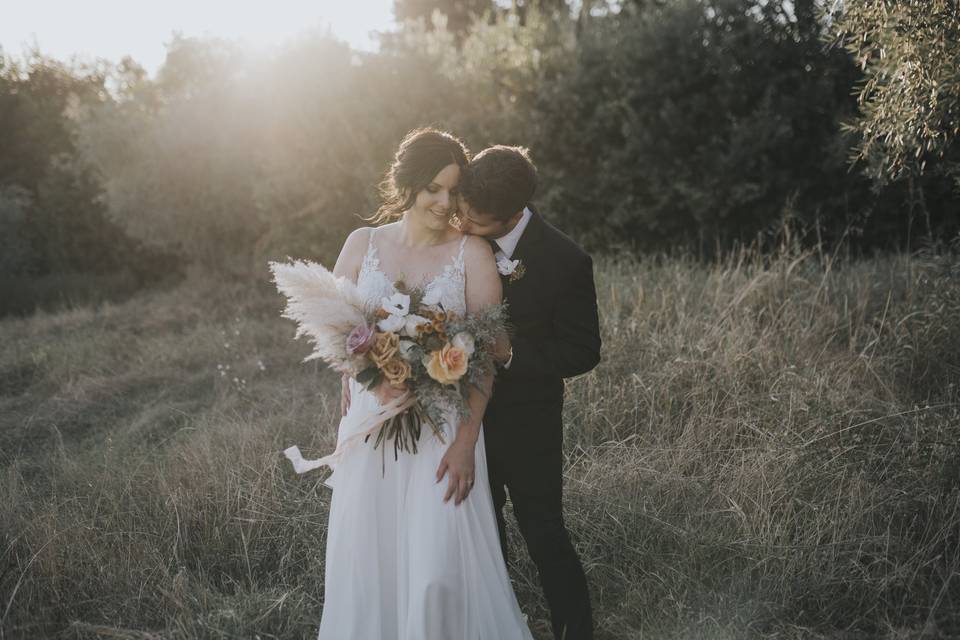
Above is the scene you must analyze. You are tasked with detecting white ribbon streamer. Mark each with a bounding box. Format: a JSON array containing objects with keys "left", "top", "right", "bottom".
[{"left": 283, "top": 387, "right": 417, "bottom": 478}]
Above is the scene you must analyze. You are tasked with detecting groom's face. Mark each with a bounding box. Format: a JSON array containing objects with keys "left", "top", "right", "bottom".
[{"left": 456, "top": 197, "right": 523, "bottom": 240}]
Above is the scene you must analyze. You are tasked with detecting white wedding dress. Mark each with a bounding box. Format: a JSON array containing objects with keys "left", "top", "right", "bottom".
[{"left": 304, "top": 230, "right": 535, "bottom": 639}]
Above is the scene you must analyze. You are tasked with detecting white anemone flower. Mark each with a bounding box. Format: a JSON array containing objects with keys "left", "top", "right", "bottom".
[
  {"left": 377, "top": 314, "right": 406, "bottom": 333},
  {"left": 398, "top": 339, "right": 416, "bottom": 359},
  {"left": 381, "top": 293, "right": 410, "bottom": 317},
  {"left": 403, "top": 314, "right": 430, "bottom": 337},
  {"left": 495, "top": 256, "right": 520, "bottom": 276}
]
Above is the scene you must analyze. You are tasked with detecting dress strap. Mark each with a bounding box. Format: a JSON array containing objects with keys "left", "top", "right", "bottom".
[
  {"left": 360, "top": 227, "right": 380, "bottom": 277},
  {"left": 364, "top": 227, "right": 379, "bottom": 261},
  {"left": 455, "top": 235, "right": 468, "bottom": 267}
]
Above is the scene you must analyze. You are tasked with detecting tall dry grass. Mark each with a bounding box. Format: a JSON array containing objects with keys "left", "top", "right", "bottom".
[{"left": 2, "top": 243, "right": 959, "bottom": 639}]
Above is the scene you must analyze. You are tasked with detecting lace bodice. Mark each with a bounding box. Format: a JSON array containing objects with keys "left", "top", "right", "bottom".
[{"left": 357, "top": 228, "right": 468, "bottom": 317}]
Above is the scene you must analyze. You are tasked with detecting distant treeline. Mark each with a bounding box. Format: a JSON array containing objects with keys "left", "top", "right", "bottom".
[{"left": 1, "top": 0, "right": 957, "bottom": 288}]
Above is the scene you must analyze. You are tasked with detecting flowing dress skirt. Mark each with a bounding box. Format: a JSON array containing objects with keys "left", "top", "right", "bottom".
[{"left": 316, "top": 378, "right": 534, "bottom": 639}]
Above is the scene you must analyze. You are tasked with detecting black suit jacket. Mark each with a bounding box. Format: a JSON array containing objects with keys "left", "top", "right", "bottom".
[{"left": 484, "top": 206, "right": 602, "bottom": 460}]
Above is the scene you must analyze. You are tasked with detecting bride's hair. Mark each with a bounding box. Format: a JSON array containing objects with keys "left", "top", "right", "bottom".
[{"left": 367, "top": 127, "right": 470, "bottom": 225}]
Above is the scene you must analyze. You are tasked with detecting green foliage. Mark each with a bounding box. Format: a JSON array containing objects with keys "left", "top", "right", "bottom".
[
  {"left": 400, "top": 8, "right": 576, "bottom": 144},
  {"left": 393, "top": 0, "right": 496, "bottom": 38},
  {"left": 74, "top": 36, "right": 269, "bottom": 276},
  {"left": 399, "top": 1, "right": 958, "bottom": 252},
  {"left": 356, "top": 365, "right": 382, "bottom": 389},
  {"left": 0, "top": 52, "right": 172, "bottom": 288},
  {"left": 831, "top": 0, "right": 960, "bottom": 187},
  {"left": 0, "top": 185, "right": 32, "bottom": 273},
  {"left": 0, "top": 51, "right": 107, "bottom": 189},
  {"left": 73, "top": 33, "right": 472, "bottom": 276},
  {"left": 519, "top": 0, "right": 877, "bottom": 249},
  {"left": 4, "top": 1, "right": 959, "bottom": 289}
]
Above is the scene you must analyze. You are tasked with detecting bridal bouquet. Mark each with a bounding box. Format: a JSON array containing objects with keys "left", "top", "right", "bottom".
[{"left": 269, "top": 258, "right": 507, "bottom": 461}]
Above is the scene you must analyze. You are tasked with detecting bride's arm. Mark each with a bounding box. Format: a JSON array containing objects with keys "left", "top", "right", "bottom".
[
  {"left": 333, "top": 227, "right": 370, "bottom": 415},
  {"left": 332, "top": 227, "right": 370, "bottom": 282},
  {"left": 436, "top": 236, "right": 502, "bottom": 505}
]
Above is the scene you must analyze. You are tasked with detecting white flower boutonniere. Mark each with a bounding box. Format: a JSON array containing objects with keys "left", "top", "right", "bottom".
[{"left": 496, "top": 255, "right": 526, "bottom": 282}]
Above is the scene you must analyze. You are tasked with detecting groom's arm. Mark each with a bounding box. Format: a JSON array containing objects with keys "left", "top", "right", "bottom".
[{"left": 506, "top": 252, "right": 601, "bottom": 379}]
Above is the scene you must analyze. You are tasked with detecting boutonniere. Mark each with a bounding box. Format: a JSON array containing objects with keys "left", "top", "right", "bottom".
[{"left": 496, "top": 255, "right": 526, "bottom": 283}]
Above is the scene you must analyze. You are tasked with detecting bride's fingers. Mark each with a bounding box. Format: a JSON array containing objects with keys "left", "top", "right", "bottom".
[
  {"left": 435, "top": 460, "right": 448, "bottom": 483},
  {"left": 444, "top": 475, "right": 458, "bottom": 503},
  {"left": 456, "top": 477, "right": 470, "bottom": 505}
]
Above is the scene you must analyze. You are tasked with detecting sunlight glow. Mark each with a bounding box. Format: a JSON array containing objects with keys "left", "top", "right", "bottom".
[{"left": 0, "top": 0, "right": 396, "bottom": 75}]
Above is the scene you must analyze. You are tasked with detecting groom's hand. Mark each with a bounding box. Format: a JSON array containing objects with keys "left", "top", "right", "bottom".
[{"left": 493, "top": 334, "right": 512, "bottom": 367}]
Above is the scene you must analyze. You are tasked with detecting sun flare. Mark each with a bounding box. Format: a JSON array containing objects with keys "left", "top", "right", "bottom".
[{"left": 0, "top": 0, "right": 395, "bottom": 75}]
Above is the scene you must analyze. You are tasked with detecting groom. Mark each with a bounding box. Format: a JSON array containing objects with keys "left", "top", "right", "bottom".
[{"left": 458, "top": 145, "right": 601, "bottom": 640}]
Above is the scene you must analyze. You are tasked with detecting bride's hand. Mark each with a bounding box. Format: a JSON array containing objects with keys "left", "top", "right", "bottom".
[
  {"left": 372, "top": 379, "right": 409, "bottom": 406},
  {"left": 436, "top": 437, "right": 476, "bottom": 506}
]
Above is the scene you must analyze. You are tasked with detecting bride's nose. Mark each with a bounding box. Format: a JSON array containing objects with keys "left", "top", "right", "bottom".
[{"left": 436, "top": 190, "right": 451, "bottom": 211}]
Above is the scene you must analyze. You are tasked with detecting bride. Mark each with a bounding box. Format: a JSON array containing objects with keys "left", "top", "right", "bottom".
[{"left": 312, "top": 128, "right": 535, "bottom": 639}]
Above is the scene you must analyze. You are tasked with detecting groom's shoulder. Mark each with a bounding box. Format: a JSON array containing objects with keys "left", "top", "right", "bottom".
[{"left": 538, "top": 213, "right": 591, "bottom": 263}]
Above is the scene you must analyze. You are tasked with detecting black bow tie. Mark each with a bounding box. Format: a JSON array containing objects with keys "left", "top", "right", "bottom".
[{"left": 486, "top": 237, "right": 500, "bottom": 253}]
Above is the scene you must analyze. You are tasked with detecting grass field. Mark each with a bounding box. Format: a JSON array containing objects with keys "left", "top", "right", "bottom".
[{"left": 2, "top": 243, "right": 959, "bottom": 639}]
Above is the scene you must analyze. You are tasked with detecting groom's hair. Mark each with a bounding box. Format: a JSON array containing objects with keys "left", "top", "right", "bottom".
[{"left": 460, "top": 145, "right": 538, "bottom": 222}]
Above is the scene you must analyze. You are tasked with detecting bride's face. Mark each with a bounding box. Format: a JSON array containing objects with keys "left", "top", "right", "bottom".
[{"left": 406, "top": 163, "right": 461, "bottom": 232}]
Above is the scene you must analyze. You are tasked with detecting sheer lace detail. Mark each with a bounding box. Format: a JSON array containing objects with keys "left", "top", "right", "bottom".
[
  {"left": 357, "top": 230, "right": 396, "bottom": 313},
  {"left": 357, "top": 229, "right": 467, "bottom": 317}
]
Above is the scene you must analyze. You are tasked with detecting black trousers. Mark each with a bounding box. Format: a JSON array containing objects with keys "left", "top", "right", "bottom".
[{"left": 486, "top": 443, "right": 594, "bottom": 640}]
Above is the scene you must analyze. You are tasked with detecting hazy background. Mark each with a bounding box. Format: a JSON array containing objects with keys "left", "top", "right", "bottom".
[
  {"left": 0, "top": 0, "right": 395, "bottom": 75},
  {"left": 1, "top": 0, "right": 958, "bottom": 316},
  {"left": 2, "top": 1, "right": 959, "bottom": 638}
]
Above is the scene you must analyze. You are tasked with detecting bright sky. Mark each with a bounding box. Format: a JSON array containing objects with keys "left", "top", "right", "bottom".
[{"left": 0, "top": 0, "right": 397, "bottom": 76}]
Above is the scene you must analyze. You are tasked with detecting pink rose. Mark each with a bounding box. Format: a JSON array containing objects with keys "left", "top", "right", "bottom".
[{"left": 346, "top": 324, "right": 376, "bottom": 355}]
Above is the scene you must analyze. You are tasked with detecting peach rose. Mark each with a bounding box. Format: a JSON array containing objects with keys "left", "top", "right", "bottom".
[
  {"left": 424, "top": 342, "right": 469, "bottom": 385},
  {"left": 369, "top": 332, "right": 399, "bottom": 368},
  {"left": 381, "top": 357, "right": 412, "bottom": 387}
]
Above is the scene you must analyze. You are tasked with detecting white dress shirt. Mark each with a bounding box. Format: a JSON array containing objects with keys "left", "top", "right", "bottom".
[{"left": 492, "top": 206, "right": 533, "bottom": 259}]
